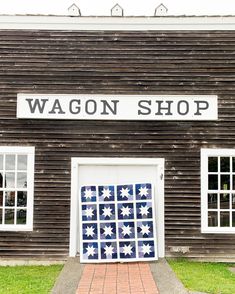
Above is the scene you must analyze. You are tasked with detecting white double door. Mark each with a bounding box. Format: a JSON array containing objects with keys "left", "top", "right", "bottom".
[{"left": 70, "top": 159, "right": 164, "bottom": 261}]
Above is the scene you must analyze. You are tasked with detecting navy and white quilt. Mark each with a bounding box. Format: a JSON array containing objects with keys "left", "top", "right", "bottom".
[{"left": 79, "top": 183, "right": 157, "bottom": 263}]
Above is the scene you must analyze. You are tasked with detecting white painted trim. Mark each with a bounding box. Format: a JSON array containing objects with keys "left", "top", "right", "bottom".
[
  {"left": 1, "top": 15, "right": 235, "bottom": 31},
  {"left": 0, "top": 146, "right": 35, "bottom": 154},
  {"left": 69, "top": 157, "right": 165, "bottom": 258},
  {"left": 0, "top": 146, "right": 35, "bottom": 232},
  {"left": 74, "top": 157, "right": 165, "bottom": 166},
  {"left": 201, "top": 148, "right": 235, "bottom": 234},
  {"left": 69, "top": 159, "right": 80, "bottom": 257}
]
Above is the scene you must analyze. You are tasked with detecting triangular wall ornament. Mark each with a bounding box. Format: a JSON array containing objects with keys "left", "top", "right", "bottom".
[
  {"left": 111, "top": 4, "right": 124, "bottom": 17},
  {"left": 68, "top": 3, "right": 81, "bottom": 16},
  {"left": 154, "top": 3, "right": 168, "bottom": 16}
]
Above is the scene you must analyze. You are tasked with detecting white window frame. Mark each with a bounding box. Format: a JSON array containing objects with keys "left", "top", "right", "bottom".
[
  {"left": 201, "top": 148, "right": 235, "bottom": 233},
  {"left": 0, "top": 146, "right": 35, "bottom": 231}
]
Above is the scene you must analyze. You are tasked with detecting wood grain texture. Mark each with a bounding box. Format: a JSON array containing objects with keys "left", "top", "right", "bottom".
[{"left": 0, "top": 30, "right": 235, "bottom": 259}]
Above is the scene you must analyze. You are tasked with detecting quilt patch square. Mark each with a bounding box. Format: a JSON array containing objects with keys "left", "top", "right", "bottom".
[
  {"left": 99, "top": 204, "right": 115, "bottom": 221},
  {"left": 118, "top": 221, "right": 135, "bottom": 239},
  {"left": 83, "top": 242, "right": 99, "bottom": 260},
  {"left": 82, "top": 204, "right": 97, "bottom": 221},
  {"left": 138, "top": 240, "right": 155, "bottom": 258},
  {"left": 101, "top": 241, "right": 118, "bottom": 260},
  {"left": 117, "top": 203, "right": 134, "bottom": 220},
  {"left": 135, "top": 183, "right": 152, "bottom": 200},
  {"left": 82, "top": 223, "right": 98, "bottom": 240},
  {"left": 117, "top": 184, "right": 133, "bottom": 201},
  {"left": 81, "top": 186, "right": 96, "bottom": 202},
  {"left": 136, "top": 202, "right": 153, "bottom": 219},
  {"left": 137, "top": 221, "right": 154, "bottom": 238},
  {"left": 98, "top": 185, "right": 115, "bottom": 202},
  {"left": 119, "top": 241, "right": 136, "bottom": 259},
  {"left": 79, "top": 183, "right": 157, "bottom": 263},
  {"left": 100, "top": 222, "right": 116, "bottom": 240}
]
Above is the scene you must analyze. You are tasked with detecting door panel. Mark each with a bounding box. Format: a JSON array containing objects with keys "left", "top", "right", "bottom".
[{"left": 78, "top": 165, "right": 159, "bottom": 263}]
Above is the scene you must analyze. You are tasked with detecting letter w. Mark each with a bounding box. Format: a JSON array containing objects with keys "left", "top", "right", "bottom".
[{"left": 26, "top": 98, "right": 48, "bottom": 114}]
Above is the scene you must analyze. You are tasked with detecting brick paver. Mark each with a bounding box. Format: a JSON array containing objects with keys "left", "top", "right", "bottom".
[{"left": 76, "top": 262, "right": 159, "bottom": 294}]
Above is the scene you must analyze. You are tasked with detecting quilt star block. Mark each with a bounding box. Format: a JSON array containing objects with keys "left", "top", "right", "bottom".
[
  {"left": 101, "top": 242, "right": 118, "bottom": 259},
  {"left": 99, "top": 204, "right": 115, "bottom": 220},
  {"left": 79, "top": 183, "right": 157, "bottom": 263},
  {"left": 83, "top": 242, "right": 99, "bottom": 260},
  {"left": 118, "top": 203, "right": 134, "bottom": 220},
  {"left": 100, "top": 222, "right": 116, "bottom": 240},
  {"left": 98, "top": 185, "right": 115, "bottom": 201},
  {"left": 81, "top": 186, "right": 97, "bottom": 202},
  {"left": 138, "top": 240, "right": 155, "bottom": 258},
  {"left": 136, "top": 202, "right": 153, "bottom": 219},
  {"left": 118, "top": 221, "right": 135, "bottom": 239},
  {"left": 82, "top": 223, "right": 98, "bottom": 240},
  {"left": 119, "top": 241, "right": 136, "bottom": 259},
  {"left": 117, "top": 184, "right": 133, "bottom": 201},
  {"left": 82, "top": 204, "right": 97, "bottom": 221},
  {"left": 136, "top": 183, "right": 152, "bottom": 200},
  {"left": 137, "top": 221, "right": 154, "bottom": 238}
]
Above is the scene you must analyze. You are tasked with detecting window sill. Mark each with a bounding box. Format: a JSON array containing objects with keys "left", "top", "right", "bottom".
[
  {"left": 201, "top": 228, "right": 235, "bottom": 234},
  {"left": 0, "top": 225, "right": 33, "bottom": 232}
]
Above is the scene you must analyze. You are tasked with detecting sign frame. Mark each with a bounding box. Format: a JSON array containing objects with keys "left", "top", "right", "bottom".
[{"left": 17, "top": 94, "right": 218, "bottom": 121}]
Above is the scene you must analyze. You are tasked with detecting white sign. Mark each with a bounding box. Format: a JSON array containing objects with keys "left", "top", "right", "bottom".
[{"left": 17, "top": 94, "right": 218, "bottom": 121}]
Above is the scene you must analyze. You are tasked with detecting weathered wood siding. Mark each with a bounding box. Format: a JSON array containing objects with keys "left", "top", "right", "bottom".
[{"left": 0, "top": 30, "right": 235, "bottom": 259}]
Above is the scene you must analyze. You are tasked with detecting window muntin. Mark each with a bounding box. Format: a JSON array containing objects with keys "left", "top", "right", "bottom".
[
  {"left": 0, "top": 147, "right": 34, "bottom": 231},
  {"left": 201, "top": 149, "right": 235, "bottom": 233}
]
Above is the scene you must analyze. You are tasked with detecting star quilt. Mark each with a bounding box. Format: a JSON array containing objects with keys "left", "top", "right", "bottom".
[{"left": 79, "top": 183, "right": 157, "bottom": 263}]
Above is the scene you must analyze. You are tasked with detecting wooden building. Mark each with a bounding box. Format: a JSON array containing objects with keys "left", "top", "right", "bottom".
[{"left": 0, "top": 15, "right": 235, "bottom": 262}]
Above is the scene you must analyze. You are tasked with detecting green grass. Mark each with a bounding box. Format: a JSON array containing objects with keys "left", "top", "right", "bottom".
[
  {"left": 168, "top": 258, "right": 235, "bottom": 294},
  {"left": 0, "top": 264, "right": 63, "bottom": 294}
]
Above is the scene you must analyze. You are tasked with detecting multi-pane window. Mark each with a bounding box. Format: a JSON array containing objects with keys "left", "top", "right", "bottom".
[
  {"left": 201, "top": 149, "right": 235, "bottom": 233},
  {"left": 0, "top": 147, "right": 34, "bottom": 231}
]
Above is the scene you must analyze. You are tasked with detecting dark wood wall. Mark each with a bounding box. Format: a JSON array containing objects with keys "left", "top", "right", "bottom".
[{"left": 0, "top": 29, "right": 235, "bottom": 260}]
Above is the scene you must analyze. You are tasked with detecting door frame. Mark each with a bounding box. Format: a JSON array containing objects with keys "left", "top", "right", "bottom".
[{"left": 69, "top": 157, "right": 165, "bottom": 258}]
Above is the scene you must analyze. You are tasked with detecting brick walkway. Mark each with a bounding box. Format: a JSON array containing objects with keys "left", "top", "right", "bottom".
[{"left": 76, "top": 262, "right": 159, "bottom": 294}]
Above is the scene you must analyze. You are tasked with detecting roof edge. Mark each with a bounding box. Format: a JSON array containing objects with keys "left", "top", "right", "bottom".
[{"left": 1, "top": 15, "right": 235, "bottom": 30}]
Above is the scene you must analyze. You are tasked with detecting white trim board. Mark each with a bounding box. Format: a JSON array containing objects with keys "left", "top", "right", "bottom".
[
  {"left": 2, "top": 15, "right": 235, "bottom": 31},
  {"left": 69, "top": 157, "right": 165, "bottom": 258}
]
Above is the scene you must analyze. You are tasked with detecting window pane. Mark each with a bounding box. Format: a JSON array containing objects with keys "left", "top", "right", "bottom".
[
  {"left": 0, "top": 155, "right": 3, "bottom": 170},
  {"left": 0, "top": 191, "right": 3, "bottom": 206},
  {"left": 233, "top": 175, "right": 235, "bottom": 190},
  {"left": 233, "top": 194, "right": 235, "bottom": 209},
  {"left": 17, "top": 173, "right": 27, "bottom": 188},
  {"left": 220, "top": 157, "right": 230, "bottom": 172},
  {"left": 208, "top": 193, "right": 218, "bottom": 209},
  {"left": 208, "top": 157, "right": 218, "bottom": 172},
  {"left": 5, "top": 172, "right": 15, "bottom": 188},
  {"left": 16, "top": 209, "right": 26, "bottom": 225},
  {"left": 4, "top": 209, "right": 14, "bottom": 224},
  {"left": 220, "top": 193, "right": 230, "bottom": 209},
  {"left": 220, "top": 175, "right": 230, "bottom": 190},
  {"left": 220, "top": 211, "right": 230, "bottom": 227},
  {"left": 5, "top": 191, "right": 15, "bottom": 207},
  {"left": 17, "top": 155, "right": 27, "bottom": 170},
  {"left": 208, "top": 175, "right": 218, "bottom": 190},
  {"left": 233, "top": 157, "right": 235, "bottom": 172},
  {"left": 233, "top": 212, "right": 235, "bottom": 227},
  {"left": 0, "top": 208, "right": 2, "bottom": 224},
  {"left": 0, "top": 172, "right": 3, "bottom": 188},
  {"left": 17, "top": 191, "right": 27, "bottom": 207},
  {"left": 5, "top": 155, "right": 15, "bottom": 170},
  {"left": 208, "top": 211, "right": 218, "bottom": 227}
]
